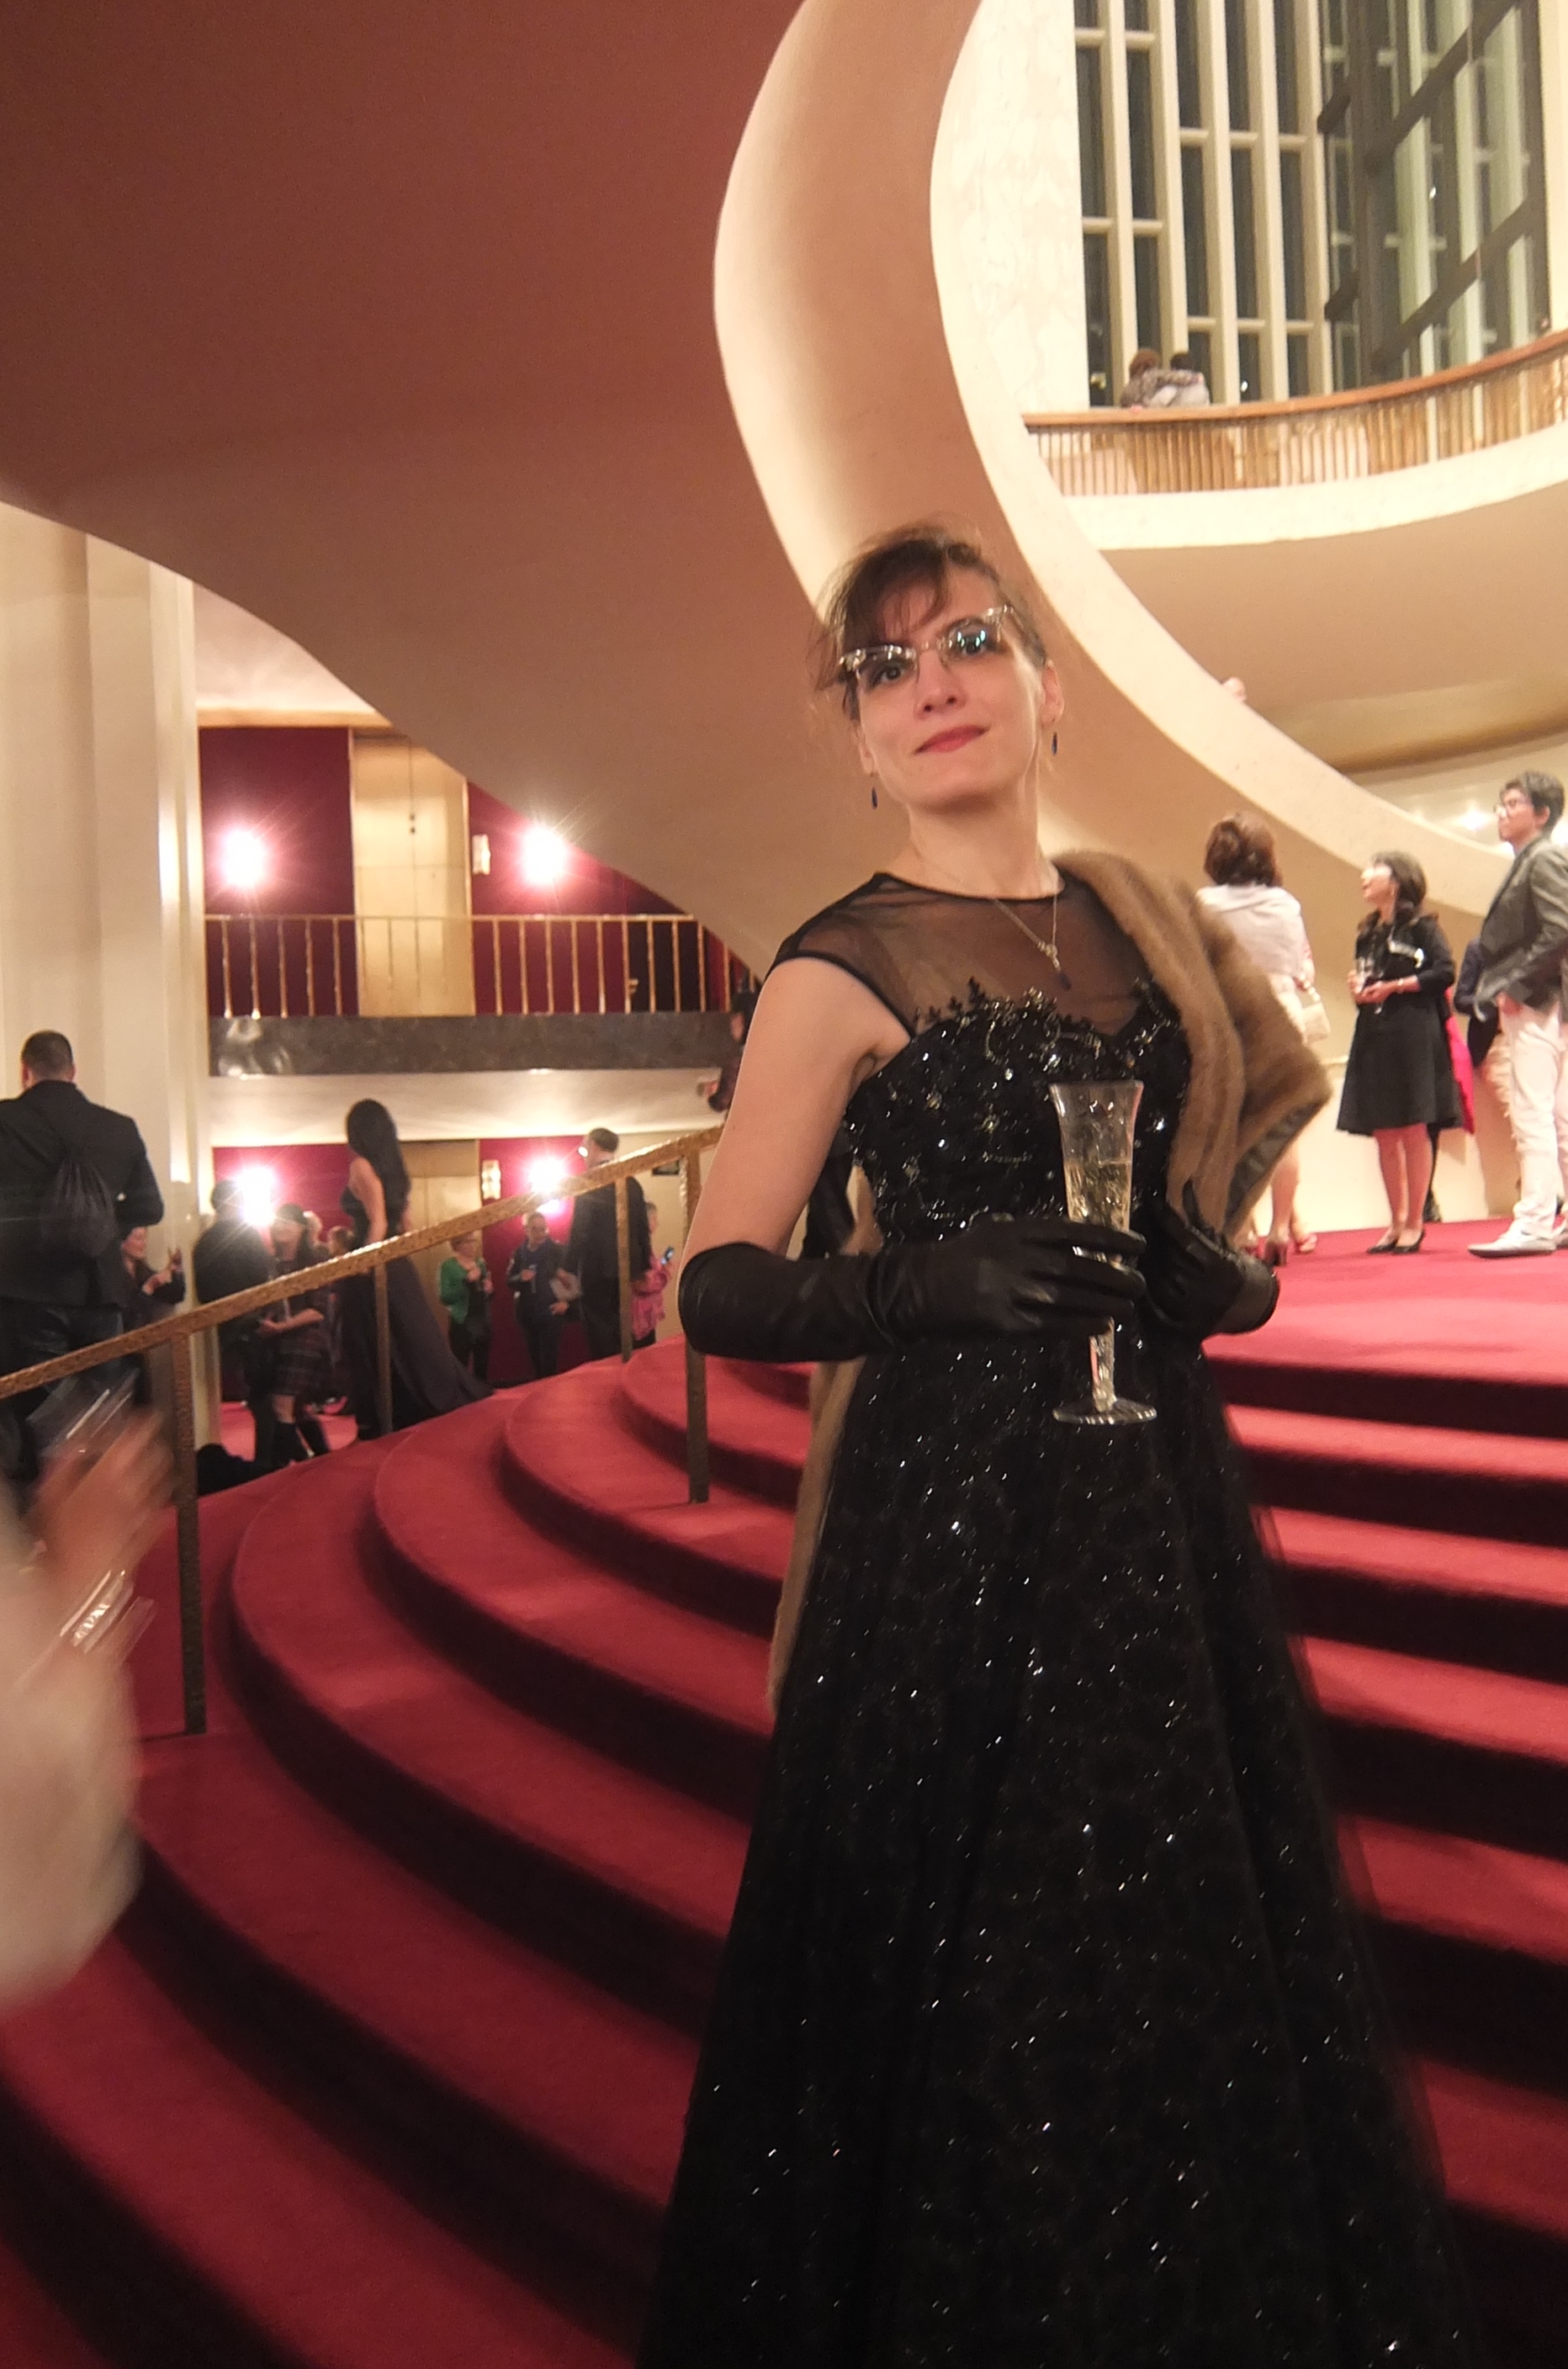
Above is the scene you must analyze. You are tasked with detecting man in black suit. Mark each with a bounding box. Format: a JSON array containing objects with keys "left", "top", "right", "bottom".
[
  {"left": 564, "top": 1125, "right": 650, "bottom": 1361},
  {"left": 0, "top": 1029, "right": 164, "bottom": 1378}
]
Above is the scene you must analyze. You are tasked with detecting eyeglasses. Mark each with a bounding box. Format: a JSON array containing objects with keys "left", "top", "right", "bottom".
[{"left": 839, "top": 606, "right": 1015, "bottom": 699}]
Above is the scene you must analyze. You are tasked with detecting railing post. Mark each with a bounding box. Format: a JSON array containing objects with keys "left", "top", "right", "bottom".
[
  {"left": 168, "top": 1334, "right": 207, "bottom": 1736},
  {"left": 615, "top": 1177, "right": 633, "bottom": 1362},
  {"left": 373, "top": 1263, "right": 394, "bottom": 1435},
  {"left": 680, "top": 1147, "right": 709, "bottom": 1504}
]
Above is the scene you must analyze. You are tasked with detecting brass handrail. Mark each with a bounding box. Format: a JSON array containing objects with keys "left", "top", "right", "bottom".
[
  {"left": 1025, "top": 325, "right": 1568, "bottom": 496},
  {"left": 0, "top": 1125, "right": 723, "bottom": 1738},
  {"left": 206, "top": 912, "right": 746, "bottom": 1020}
]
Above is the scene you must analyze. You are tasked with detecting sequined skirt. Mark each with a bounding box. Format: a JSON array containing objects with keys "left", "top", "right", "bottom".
[{"left": 638, "top": 1325, "right": 1473, "bottom": 2369}]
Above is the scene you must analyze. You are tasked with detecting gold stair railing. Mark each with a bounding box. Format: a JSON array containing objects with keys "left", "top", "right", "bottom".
[
  {"left": 1026, "top": 324, "right": 1568, "bottom": 496},
  {"left": 0, "top": 1126, "right": 724, "bottom": 1740}
]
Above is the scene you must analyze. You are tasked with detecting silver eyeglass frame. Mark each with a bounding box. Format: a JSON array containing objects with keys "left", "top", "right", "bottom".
[{"left": 837, "top": 604, "right": 1017, "bottom": 693}]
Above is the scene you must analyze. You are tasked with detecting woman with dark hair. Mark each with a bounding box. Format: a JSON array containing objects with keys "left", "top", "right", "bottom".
[
  {"left": 1199, "top": 814, "right": 1318, "bottom": 1260},
  {"left": 339, "top": 1099, "right": 486, "bottom": 1434},
  {"left": 252, "top": 1203, "right": 334, "bottom": 1465},
  {"left": 639, "top": 528, "right": 1471, "bottom": 2366},
  {"left": 1338, "top": 854, "right": 1459, "bottom": 1253}
]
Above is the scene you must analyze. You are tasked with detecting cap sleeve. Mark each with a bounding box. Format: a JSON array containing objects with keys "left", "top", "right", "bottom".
[{"left": 771, "top": 898, "right": 918, "bottom": 1034}]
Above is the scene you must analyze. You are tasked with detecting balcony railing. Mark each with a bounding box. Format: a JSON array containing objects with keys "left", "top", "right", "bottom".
[
  {"left": 206, "top": 912, "right": 748, "bottom": 1020},
  {"left": 1025, "top": 326, "right": 1568, "bottom": 497}
]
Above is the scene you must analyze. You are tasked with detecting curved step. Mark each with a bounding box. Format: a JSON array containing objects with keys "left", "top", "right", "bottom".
[
  {"left": 502, "top": 1362, "right": 787, "bottom": 1635},
  {"left": 373, "top": 1413, "right": 769, "bottom": 1816},
  {"left": 135, "top": 1691, "right": 692, "bottom": 2300},
  {"left": 1305, "top": 1635, "right": 1568, "bottom": 1863},
  {"left": 1232, "top": 1404, "right": 1568, "bottom": 1546},
  {"left": 0, "top": 2234, "right": 108, "bottom": 2369},
  {"left": 617, "top": 1342, "right": 806, "bottom": 1508},
  {"left": 1269, "top": 1508, "right": 1568, "bottom": 1682},
  {"left": 716, "top": 1358, "right": 811, "bottom": 1410},
  {"left": 226, "top": 1437, "right": 745, "bottom": 2028},
  {"left": 0, "top": 1939, "right": 622, "bottom": 2369},
  {"left": 1420, "top": 2060, "right": 1568, "bottom": 2354},
  {"left": 1351, "top": 1820, "right": 1568, "bottom": 2100}
]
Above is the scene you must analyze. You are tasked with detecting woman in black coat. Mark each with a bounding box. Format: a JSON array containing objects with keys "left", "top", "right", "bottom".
[{"left": 1338, "top": 851, "right": 1458, "bottom": 1252}]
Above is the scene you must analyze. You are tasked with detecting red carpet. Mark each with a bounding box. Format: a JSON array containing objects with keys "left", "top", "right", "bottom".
[{"left": 0, "top": 1222, "right": 1565, "bottom": 2364}]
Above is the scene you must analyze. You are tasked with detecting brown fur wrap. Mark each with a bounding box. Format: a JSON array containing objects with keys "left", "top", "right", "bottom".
[{"left": 765, "top": 853, "right": 1328, "bottom": 1711}]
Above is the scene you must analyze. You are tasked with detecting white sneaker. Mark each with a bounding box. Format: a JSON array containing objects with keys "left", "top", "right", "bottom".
[{"left": 1470, "top": 1224, "right": 1559, "bottom": 1258}]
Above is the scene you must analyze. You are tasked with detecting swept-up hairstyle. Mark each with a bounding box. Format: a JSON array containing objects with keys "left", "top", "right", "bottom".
[
  {"left": 1204, "top": 814, "right": 1279, "bottom": 888},
  {"left": 814, "top": 524, "right": 1048, "bottom": 721},
  {"left": 345, "top": 1097, "right": 411, "bottom": 1223}
]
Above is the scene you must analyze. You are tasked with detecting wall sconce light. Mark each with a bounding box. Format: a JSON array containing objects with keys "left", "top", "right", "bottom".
[
  {"left": 223, "top": 827, "right": 268, "bottom": 893},
  {"left": 471, "top": 833, "right": 491, "bottom": 877},
  {"left": 479, "top": 1159, "right": 502, "bottom": 1202},
  {"left": 521, "top": 824, "right": 570, "bottom": 888},
  {"left": 236, "top": 1166, "right": 277, "bottom": 1229}
]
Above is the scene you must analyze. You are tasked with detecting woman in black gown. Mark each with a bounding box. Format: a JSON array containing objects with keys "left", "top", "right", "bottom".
[
  {"left": 338, "top": 1100, "right": 487, "bottom": 1435},
  {"left": 1337, "top": 853, "right": 1459, "bottom": 1253},
  {"left": 638, "top": 528, "right": 1474, "bottom": 2367}
]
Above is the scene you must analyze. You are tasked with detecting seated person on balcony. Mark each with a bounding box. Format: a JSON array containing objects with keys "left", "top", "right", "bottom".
[
  {"left": 438, "top": 1230, "right": 493, "bottom": 1381},
  {"left": 564, "top": 1126, "right": 650, "bottom": 1362},
  {"left": 0, "top": 1031, "right": 163, "bottom": 1405},
  {"left": 338, "top": 1099, "right": 487, "bottom": 1434},
  {"left": 250, "top": 1204, "right": 335, "bottom": 1467},
  {"left": 1118, "top": 346, "right": 1210, "bottom": 409},
  {"left": 507, "top": 1212, "right": 568, "bottom": 1381}
]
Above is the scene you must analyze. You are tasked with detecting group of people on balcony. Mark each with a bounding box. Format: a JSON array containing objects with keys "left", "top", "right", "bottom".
[{"left": 1200, "top": 769, "right": 1568, "bottom": 1258}]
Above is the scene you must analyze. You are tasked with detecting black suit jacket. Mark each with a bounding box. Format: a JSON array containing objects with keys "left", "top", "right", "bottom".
[
  {"left": 0, "top": 1079, "right": 163, "bottom": 1308},
  {"left": 566, "top": 1174, "right": 650, "bottom": 1290}
]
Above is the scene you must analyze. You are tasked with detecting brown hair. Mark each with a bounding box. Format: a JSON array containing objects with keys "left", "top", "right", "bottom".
[
  {"left": 1203, "top": 814, "right": 1279, "bottom": 888},
  {"left": 1358, "top": 849, "right": 1428, "bottom": 941},
  {"left": 1127, "top": 347, "right": 1161, "bottom": 376},
  {"left": 813, "top": 523, "right": 1047, "bottom": 720}
]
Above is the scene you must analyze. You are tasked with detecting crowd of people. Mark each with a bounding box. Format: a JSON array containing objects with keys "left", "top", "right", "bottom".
[
  {"left": 1197, "top": 767, "right": 1568, "bottom": 1259},
  {"left": 0, "top": 1052, "right": 675, "bottom": 1488}
]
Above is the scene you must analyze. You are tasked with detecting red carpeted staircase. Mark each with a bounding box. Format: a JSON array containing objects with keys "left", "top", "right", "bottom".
[{"left": 0, "top": 1224, "right": 1565, "bottom": 2366}]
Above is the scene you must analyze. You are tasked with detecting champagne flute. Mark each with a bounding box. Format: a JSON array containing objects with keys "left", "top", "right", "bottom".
[{"left": 1048, "top": 1080, "right": 1155, "bottom": 1428}]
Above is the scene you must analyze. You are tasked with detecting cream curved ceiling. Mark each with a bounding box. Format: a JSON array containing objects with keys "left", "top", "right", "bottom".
[{"left": 0, "top": 0, "right": 1507, "bottom": 988}]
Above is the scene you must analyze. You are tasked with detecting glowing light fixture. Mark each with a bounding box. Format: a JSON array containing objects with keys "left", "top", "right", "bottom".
[
  {"left": 527, "top": 1153, "right": 570, "bottom": 1216},
  {"left": 471, "top": 833, "right": 492, "bottom": 877},
  {"left": 223, "top": 827, "right": 268, "bottom": 893},
  {"left": 521, "top": 824, "right": 571, "bottom": 888},
  {"left": 479, "top": 1159, "right": 502, "bottom": 1201},
  {"left": 236, "top": 1166, "right": 277, "bottom": 1231},
  {"left": 1459, "top": 807, "right": 1493, "bottom": 833}
]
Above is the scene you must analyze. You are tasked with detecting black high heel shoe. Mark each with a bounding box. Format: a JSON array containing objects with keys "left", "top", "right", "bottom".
[
  {"left": 1367, "top": 1232, "right": 1399, "bottom": 1253},
  {"left": 1391, "top": 1228, "right": 1425, "bottom": 1254}
]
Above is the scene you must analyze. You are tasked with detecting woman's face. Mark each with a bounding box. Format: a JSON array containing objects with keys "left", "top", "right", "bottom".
[
  {"left": 1360, "top": 861, "right": 1394, "bottom": 906},
  {"left": 123, "top": 1227, "right": 147, "bottom": 1262},
  {"left": 273, "top": 1215, "right": 303, "bottom": 1258},
  {"left": 850, "top": 569, "right": 1061, "bottom": 820}
]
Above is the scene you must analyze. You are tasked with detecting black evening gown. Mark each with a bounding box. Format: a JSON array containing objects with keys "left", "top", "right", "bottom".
[
  {"left": 339, "top": 1186, "right": 487, "bottom": 1434},
  {"left": 1338, "top": 911, "right": 1459, "bottom": 1137},
  {"left": 638, "top": 875, "right": 1472, "bottom": 2369}
]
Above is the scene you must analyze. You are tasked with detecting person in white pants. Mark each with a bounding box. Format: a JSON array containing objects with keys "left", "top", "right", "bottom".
[{"left": 1470, "top": 772, "right": 1568, "bottom": 1257}]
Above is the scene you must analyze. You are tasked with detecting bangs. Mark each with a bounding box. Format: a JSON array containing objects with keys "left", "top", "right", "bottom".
[{"left": 813, "top": 523, "right": 1047, "bottom": 715}]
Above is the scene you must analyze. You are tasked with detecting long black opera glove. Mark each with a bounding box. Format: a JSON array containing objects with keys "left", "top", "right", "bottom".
[
  {"left": 679, "top": 1216, "right": 1145, "bottom": 1365},
  {"left": 1143, "top": 1189, "right": 1279, "bottom": 1338}
]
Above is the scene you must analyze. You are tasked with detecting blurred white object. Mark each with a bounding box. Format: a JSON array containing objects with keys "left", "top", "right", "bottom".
[{"left": 0, "top": 1499, "right": 138, "bottom": 2013}]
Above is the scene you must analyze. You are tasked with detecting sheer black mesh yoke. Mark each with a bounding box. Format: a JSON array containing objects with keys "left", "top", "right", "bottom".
[{"left": 772, "top": 871, "right": 1147, "bottom": 1039}]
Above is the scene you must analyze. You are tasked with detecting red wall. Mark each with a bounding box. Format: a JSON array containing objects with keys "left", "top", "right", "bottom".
[
  {"left": 467, "top": 785, "right": 680, "bottom": 919},
  {"left": 201, "top": 728, "right": 356, "bottom": 915}
]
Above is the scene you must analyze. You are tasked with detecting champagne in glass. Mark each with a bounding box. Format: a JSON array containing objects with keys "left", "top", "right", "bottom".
[{"left": 1049, "top": 1079, "right": 1155, "bottom": 1428}]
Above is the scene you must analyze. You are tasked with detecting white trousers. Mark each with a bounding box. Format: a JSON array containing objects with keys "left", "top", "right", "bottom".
[{"left": 1501, "top": 999, "right": 1568, "bottom": 1230}]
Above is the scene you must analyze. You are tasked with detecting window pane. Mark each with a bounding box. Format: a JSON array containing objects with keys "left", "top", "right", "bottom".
[
  {"left": 1185, "top": 327, "right": 1213, "bottom": 391},
  {"left": 1181, "top": 146, "right": 1210, "bottom": 315},
  {"left": 1238, "top": 328, "right": 1263, "bottom": 400},
  {"left": 1125, "top": 0, "right": 1151, "bottom": 28},
  {"left": 1134, "top": 233, "right": 1163, "bottom": 353},
  {"left": 1127, "top": 47, "right": 1158, "bottom": 220},
  {"left": 1232, "top": 146, "right": 1260, "bottom": 318},
  {"left": 1083, "top": 231, "right": 1113, "bottom": 405},
  {"left": 1286, "top": 331, "right": 1311, "bottom": 395},
  {"left": 1074, "top": 0, "right": 1100, "bottom": 24},
  {"left": 1279, "top": 147, "right": 1306, "bottom": 319},
  {"left": 1274, "top": 0, "right": 1300, "bottom": 133},
  {"left": 1175, "top": 0, "right": 1204, "bottom": 127},
  {"left": 1225, "top": 0, "right": 1251, "bottom": 130},
  {"left": 1334, "top": 318, "right": 1360, "bottom": 391},
  {"left": 1077, "top": 44, "right": 1107, "bottom": 217}
]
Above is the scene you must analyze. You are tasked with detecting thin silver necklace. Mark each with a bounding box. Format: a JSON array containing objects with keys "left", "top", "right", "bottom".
[{"left": 914, "top": 856, "right": 1072, "bottom": 988}]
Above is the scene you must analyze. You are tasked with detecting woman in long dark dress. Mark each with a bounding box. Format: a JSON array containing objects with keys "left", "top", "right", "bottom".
[
  {"left": 1337, "top": 853, "right": 1458, "bottom": 1254},
  {"left": 638, "top": 528, "right": 1474, "bottom": 2367},
  {"left": 339, "top": 1100, "right": 487, "bottom": 1436}
]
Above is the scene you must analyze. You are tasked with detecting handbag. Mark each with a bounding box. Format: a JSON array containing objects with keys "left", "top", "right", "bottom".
[{"left": 1294, "top": 985, "right": 1331, "bottom": 1044}]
